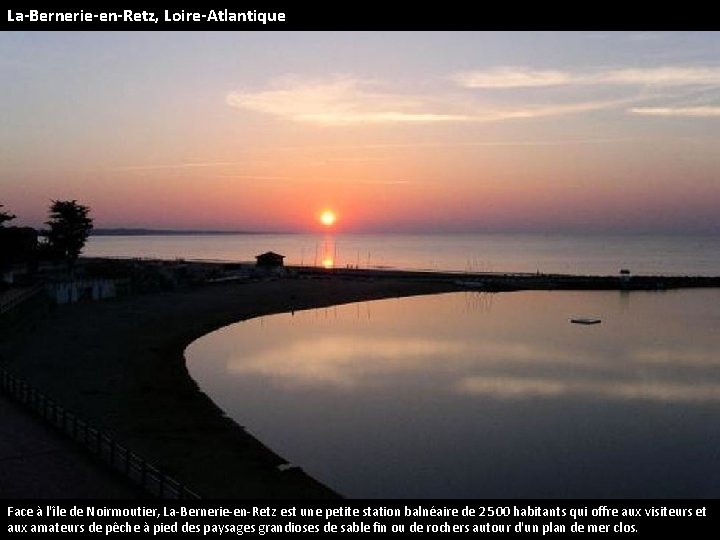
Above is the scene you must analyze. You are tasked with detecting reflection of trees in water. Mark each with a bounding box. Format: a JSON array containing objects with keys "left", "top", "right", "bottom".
[
  {"left": 303, "top": 293, "right": 493, "bottom": 321},
  {"left": 309, "top": 304, "right": 339, "bottom": 321},
  {"left": 463, "top": 291, "right": 495, "bottom": 314},
  {"left": 303, "top": 301, "right": 372, "bottom": 323}
]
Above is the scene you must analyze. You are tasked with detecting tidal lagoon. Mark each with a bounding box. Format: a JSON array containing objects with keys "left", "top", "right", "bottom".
[{"left": 187, "top": 288, "right": 720, "bottom": 498}]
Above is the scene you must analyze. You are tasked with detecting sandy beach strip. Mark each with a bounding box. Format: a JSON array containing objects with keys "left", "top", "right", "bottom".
[{"left": 0, "top": 276, "right": 458, "bottom": 498}]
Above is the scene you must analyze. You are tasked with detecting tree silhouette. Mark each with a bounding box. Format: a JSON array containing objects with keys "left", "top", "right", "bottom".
[
  {"left": 46, "top": 200, "right": 93, "bottom": 275},
  {"left": 0, "top": 204, "right": 15, "bottom": 227}
]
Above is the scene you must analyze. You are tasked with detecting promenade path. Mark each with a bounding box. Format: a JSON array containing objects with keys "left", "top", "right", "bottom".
[{"left": 0, "top": 394, "right": 144, "bottom": 498}]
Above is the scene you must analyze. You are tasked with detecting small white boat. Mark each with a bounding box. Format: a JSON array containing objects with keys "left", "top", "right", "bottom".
[{"left": 571, "top": 318, "right": 602, "bottom": 325}]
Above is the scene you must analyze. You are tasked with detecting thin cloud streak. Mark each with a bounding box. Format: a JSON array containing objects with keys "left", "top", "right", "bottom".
[
  {"left": 280, "top": 137, "right": 635, "bottom": 151},
  {"left": 226, "top": 76, "right": 472, "bottom": 126},
  {"left": 291, "top": 112, "right": 470, "bottom": 125},
  {"left": 226, "top": 76, "right": 632, "bottom": 126},
  {"left": 454, "top": 65, "right": 720, "bottom": 89},
  {"left": 629, "top": 106, "right": 720, "bottom": 117},
  {"left": 352, "top": 180, "right": 417, "bottom": 185},
  {"left": 112, "top": 161, "right": 252, "bottom": 172},
  {"left": 212, "top": 172, "right": 420, "bottom": 185},
  {"left": 481, "top": 98, "right": 633, "bottom": 120},
  {"left": 454, "top": 67, "right": 572, "bottom": 89},
  {"left": 212, "top": 174, "right": 296, "bottom": 180}
]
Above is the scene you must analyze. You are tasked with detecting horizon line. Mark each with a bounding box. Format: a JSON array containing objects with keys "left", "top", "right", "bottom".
[{"left": 82, "top": 227, "right": 720, "bottom": 237}]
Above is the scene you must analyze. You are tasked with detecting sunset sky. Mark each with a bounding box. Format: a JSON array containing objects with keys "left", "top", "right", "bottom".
[{"left": 2, "top": 31, "right": 719, "bottom": 233}]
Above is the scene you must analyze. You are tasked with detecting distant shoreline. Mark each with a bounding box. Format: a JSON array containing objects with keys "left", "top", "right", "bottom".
[{"left": 91, "top": 228, "right": 287, "bottom": 236}]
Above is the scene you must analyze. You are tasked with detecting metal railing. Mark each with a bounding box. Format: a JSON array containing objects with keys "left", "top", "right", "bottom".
[
  {"left": 0, "top": 284, "right": 45, "bottom": 316},
  {"left": 0, "top": 365, "right": 200, "bottom": 499}
]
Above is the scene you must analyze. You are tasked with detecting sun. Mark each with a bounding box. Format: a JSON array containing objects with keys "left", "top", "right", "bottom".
[{"left": 320, "top": 210, "right": 336, "bottom": 227}]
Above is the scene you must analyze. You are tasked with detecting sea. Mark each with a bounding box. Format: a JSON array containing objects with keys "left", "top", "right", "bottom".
[{"left": 84, "top": 232, "right": 720, "bottom": 276}]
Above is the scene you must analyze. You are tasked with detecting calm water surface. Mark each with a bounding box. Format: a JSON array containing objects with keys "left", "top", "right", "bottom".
[
  {"left": 186, "top": 289, "right": 720, "bottom": 498},
  {"left": 86, "top": 232, "right": 720, "bottom": 276}
]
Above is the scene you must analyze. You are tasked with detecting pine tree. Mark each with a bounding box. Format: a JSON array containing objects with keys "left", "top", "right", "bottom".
[{"left": 46, "top": 200, "right": 93, "bottom": 274}]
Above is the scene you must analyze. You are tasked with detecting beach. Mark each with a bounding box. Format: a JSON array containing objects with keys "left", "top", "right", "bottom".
[{"left": 0, "top": 276, "right": 457, "bottom": 498}]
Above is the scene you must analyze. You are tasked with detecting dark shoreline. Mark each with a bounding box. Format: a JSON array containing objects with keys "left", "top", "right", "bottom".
[
  {"left": 91, "top": 229, "right": 281, "bottom": 236},
  {"left": 293, "top": 266, "right": 720, "bottom": 291},
  {"left": 0, "top": 276, "right": 459, "bottom": 498}
]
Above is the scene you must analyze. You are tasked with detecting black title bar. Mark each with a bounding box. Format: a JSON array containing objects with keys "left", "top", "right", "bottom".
[{"left": 1, "top": 5, "right": 712, "bottom": 30}]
